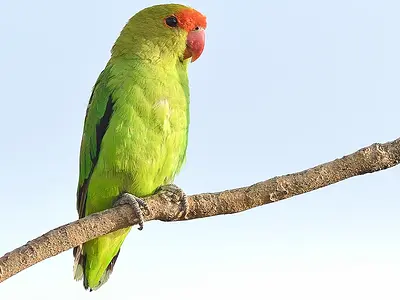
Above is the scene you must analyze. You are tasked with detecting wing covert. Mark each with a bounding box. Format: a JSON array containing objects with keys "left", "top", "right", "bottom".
[{"left": 76, "top": 68, "right": 114, "bottom": 218}]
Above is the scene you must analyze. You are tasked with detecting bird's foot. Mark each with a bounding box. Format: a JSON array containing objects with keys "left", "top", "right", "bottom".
[
  {"left": 157, "top": 184, "right": 189, "bottom": 219},
  {"left": 113, "top": 193, "right": 149, "bottom": 230}
]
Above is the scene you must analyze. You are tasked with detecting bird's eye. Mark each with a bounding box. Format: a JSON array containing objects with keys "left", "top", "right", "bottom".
[{"left": 165, "top": 16, "right": 178, "bottom": 28}]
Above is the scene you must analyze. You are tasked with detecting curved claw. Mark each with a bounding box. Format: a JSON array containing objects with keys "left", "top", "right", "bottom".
[
  {"left": 113, "top": 193, "right": 149, "bottom": 230},
  {"left": 157, "top": 184, "right": 189, "bottom": 218}
]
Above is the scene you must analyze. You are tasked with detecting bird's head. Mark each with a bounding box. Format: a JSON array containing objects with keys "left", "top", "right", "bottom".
[{"left": 112, "top": 4, "right": 207, "bottom": 63}]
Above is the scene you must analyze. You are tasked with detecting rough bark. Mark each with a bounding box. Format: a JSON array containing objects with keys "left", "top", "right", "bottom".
[{"left": 0, "top": 138, "right": 399, "bottom": 283}]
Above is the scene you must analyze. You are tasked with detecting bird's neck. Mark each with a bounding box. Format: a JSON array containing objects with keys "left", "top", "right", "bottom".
[{"left": 108, "top": 52, "right": 189, "bottom": 85}]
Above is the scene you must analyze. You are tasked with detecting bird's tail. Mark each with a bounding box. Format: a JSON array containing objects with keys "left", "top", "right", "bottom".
[
  {"left": 73, "top": 245, "right": 85, "bottom": 282},
  {"left": 73, "top": 245, "right": 120, "bottom": 291}
]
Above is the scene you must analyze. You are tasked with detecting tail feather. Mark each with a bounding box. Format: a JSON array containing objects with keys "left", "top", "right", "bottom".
[
  {"left": 73, "top": 245, "right": 121, "bottom": 291},
  {"left": 88, "top": 250, "right": 121, "bottom": 291},
  {"left": 73, "top": 246, "right": 85, "bottom": 281}
]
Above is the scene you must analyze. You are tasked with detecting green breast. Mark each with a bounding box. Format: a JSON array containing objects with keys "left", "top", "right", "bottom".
[{"left": 95, "top": 60, "right": 190, "bottom": 199}]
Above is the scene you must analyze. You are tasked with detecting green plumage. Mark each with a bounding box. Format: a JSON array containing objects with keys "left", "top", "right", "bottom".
[{"left": 73, "top": 4, "right": 195, "bottom": 290}]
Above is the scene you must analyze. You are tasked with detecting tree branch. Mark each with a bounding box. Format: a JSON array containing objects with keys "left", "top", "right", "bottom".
[{"left": 1, "top": 138, "right": 399, "bottom": 283}]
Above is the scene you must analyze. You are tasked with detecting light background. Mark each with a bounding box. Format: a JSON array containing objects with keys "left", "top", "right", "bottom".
[{"left": 1, "top": 0, "right": 399, "bottom": 299}]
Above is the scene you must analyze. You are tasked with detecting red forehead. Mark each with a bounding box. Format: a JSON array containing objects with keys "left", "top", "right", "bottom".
[{"left": 176, "top": 8, "right": 207, "bottom": 32}]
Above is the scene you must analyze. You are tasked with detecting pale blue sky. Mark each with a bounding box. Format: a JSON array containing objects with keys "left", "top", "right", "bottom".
[{"left": 1, "top": 0, "right": 399, "bottom": 299}]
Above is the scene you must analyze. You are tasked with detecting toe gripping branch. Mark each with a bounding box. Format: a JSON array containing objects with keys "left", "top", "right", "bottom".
[
  {"left": 113, "top": 193, "right": 149, "bottom": 230},
  {"left": 113, "top": 184, "right": 188, "bottom": 230},
  {"left": 157, "top": 184, "right": 189, "bottom": 219}
]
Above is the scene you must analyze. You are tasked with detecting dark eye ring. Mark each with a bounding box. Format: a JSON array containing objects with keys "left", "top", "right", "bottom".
[{"left": 165, "top": 16, "right": 178, "bottom": 28}]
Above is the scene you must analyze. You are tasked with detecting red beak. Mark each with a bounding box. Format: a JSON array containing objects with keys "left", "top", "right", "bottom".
[{"left": 183, "top": 29, "right": 205, "bottom": 62}]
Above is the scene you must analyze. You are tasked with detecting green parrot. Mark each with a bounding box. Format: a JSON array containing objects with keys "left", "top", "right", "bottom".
[{"left": 73, "top": 4, "right": 207, "bottom": 291}]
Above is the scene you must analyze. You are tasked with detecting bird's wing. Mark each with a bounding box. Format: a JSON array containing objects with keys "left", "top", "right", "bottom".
[{"left": 76, "top": 67, "right": 114, "bottom": 218}]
